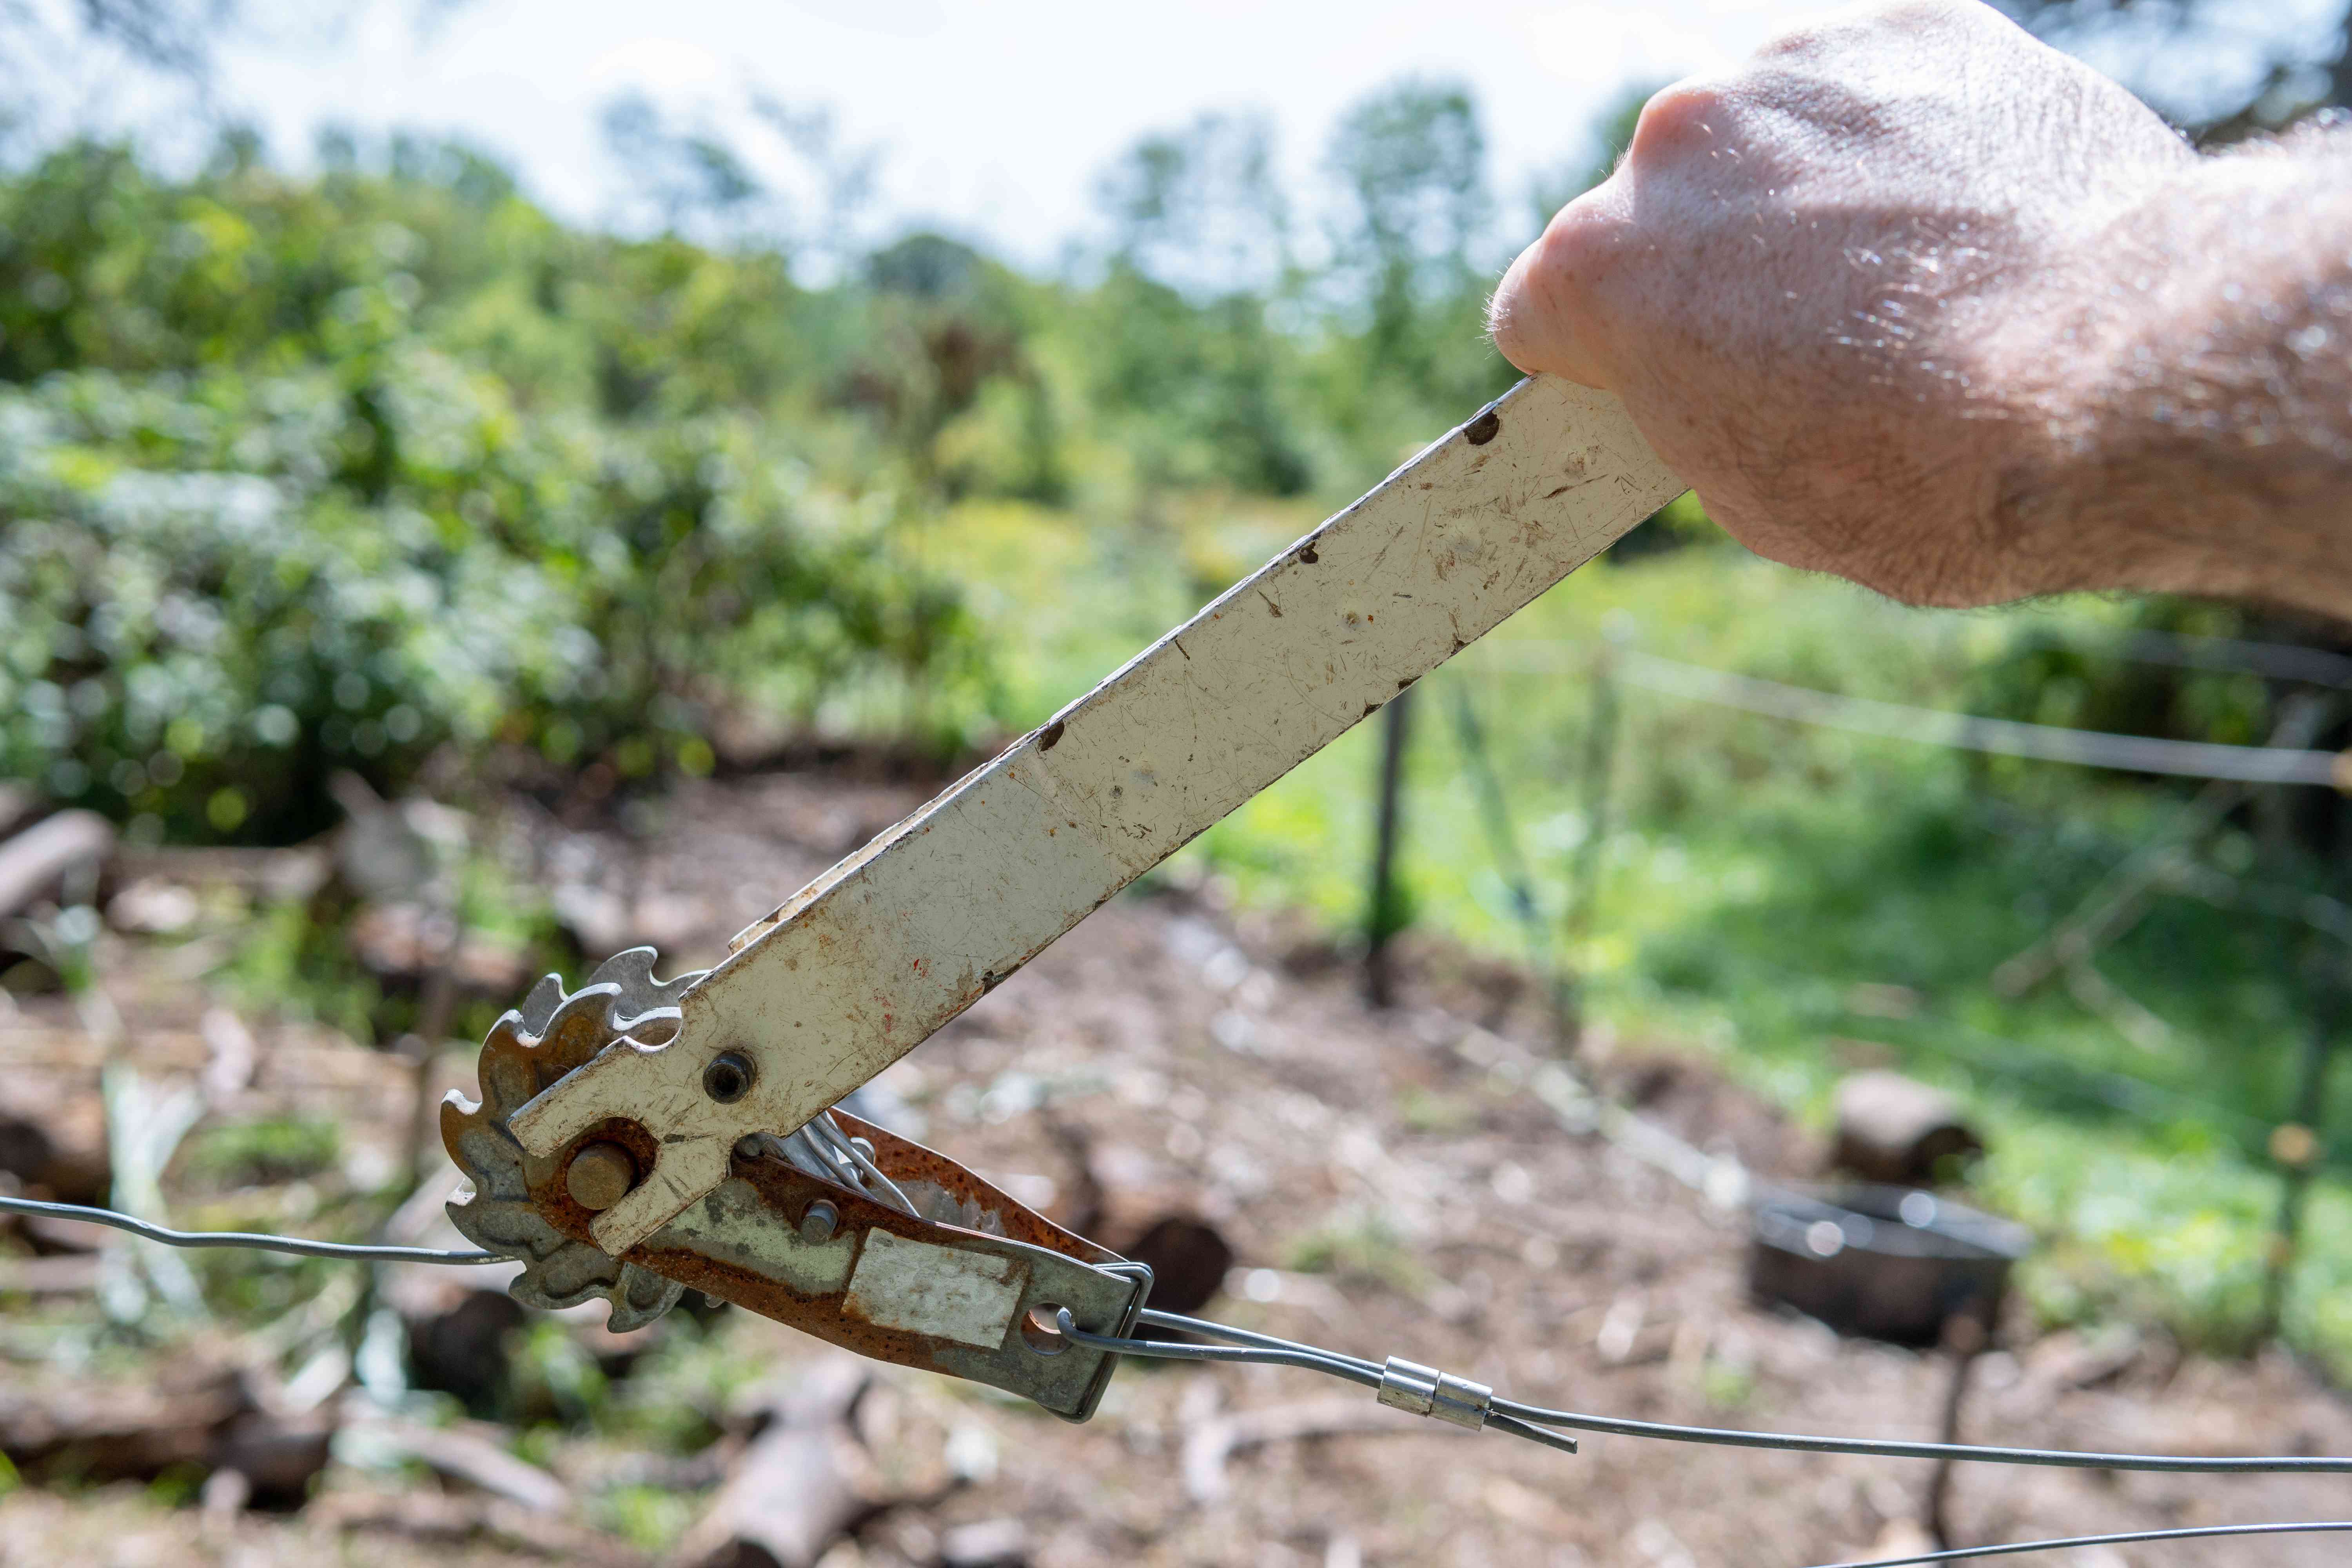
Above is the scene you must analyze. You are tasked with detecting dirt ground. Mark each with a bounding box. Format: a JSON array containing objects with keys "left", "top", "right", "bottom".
[{"left": 4, "top": 769, "right": 2350, "bottom": 1567}]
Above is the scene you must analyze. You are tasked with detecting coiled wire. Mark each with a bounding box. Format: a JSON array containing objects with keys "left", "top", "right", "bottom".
[{"left": 762, "top": 1109, "right": 920, "bottom": 1217}]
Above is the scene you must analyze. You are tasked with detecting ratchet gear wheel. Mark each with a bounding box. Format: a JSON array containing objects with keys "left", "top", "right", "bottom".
[{"left": 442, "top": 947, "right": 699, "bottom": 1330}]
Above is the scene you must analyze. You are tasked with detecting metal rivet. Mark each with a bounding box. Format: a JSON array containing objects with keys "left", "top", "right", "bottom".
[
  {"left": 800, "top": 1200, "right": 838, "bottom": 1245},
  {"left": 564, "top": 1142, "right": 637, "bottom": 1212},
  {"left": 703, "top": 1051, "right": 755, "bottom": 1103}
]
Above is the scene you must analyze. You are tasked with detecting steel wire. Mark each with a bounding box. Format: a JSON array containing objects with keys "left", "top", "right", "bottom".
[
  {"left": 1486, "top": 1395, "right": 2352, "bottom": 1472},
  {"left": 1803, "top": 1519, "right": 2352, "bottom": 1567},
  {"left": 1092, "top": 1309, "right": 2352, "bottom": 1476},
  {"left": 0, "top": 1193, "right": 505, "bottom": 1264},
  {"left": 1466, "top": 642, "right": 2352, "bottom": 785},
  {"left": 24, "top": 1196, "right": 2352, "bottom": 1485}
]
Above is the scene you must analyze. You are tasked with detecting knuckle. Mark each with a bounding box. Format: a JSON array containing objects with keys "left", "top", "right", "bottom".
[
  {"left": 1754, "top": 0, "right": 1963, "bottom": 62},
  {"left": 1486, "top": 290, "right": 1539, "bottom": 366},
  {"left": 1535, "top": 196, "right": 1632, "bottom": 294},
  {"left": 1490, "top": 195, "right": 1629, "bottom": 377},
  {"left": 1628, "top": 77, "right": 1730, "bottom": 165}
]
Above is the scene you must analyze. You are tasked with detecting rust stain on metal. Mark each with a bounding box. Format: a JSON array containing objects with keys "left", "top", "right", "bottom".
[{"left": 518, "top": 1102, "right": 1119, "bottom": 1381}]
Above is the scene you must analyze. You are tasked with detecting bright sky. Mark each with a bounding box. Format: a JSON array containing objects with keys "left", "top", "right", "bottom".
[{"left": 213, "top": 0, "right": 1822, "bottom": 263}]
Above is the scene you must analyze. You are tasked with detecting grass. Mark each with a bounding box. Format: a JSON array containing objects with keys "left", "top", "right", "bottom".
[{"left": 909, "top": 494, "right": 2352, "bottom": 1376}]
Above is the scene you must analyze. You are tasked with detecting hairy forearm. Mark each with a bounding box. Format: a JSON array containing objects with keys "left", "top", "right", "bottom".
[
  {"left": 1490, "top": 0, "right": 2352, "bottom": 618},
  {"left": 2008, "top": 131, "right": 2352, "bottom": 614}
]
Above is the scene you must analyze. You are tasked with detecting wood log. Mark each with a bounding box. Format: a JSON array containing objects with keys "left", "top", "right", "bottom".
[
  {"left": 383, "top": 1268, "right": 527, "bottom": 1401},
  {"left": 210, "top": 1406, "right": 338, "bottom": 1508},
  {"left": 0, "top": 1357, "right": 332, "bottom": 1502},
  {"left": 668, "top": 1356, "right": 876, "bottom": 1568},
  {"left": 1043, "top": 1117, "right": 1233, "bottom": 1313},
  {"left": 0, "top": 809, "right": 114, "bottom": 923},
  {"left": 1828, "top": 1072, "right": 1983, "bottom": 1188},
  {"left": 0, "top": 1361, "right": 243, "bottom": 1484},
  {"left": 1120, "top": 1214, "right": 1234, "bottom": 1316}
]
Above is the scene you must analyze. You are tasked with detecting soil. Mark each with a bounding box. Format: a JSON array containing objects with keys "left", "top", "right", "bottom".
[{"left": 4, "top": 768, "right": 2349, "bottom": 1568}]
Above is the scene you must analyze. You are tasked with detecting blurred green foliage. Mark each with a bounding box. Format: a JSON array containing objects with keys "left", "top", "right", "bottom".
[
  {"left": 0, "top": 85, "right": 1530, "bottom": 842},
  {"left": 183, "top": 1116, "right": 340, "bottom": 1187},
  {"left": 0, "top": 137, "right": 995, "bottom": 841}
]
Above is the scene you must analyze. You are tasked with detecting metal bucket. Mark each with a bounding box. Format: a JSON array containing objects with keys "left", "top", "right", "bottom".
[{"left": 1748, "top": 1184, "right": 2031, "bottom": 1347}]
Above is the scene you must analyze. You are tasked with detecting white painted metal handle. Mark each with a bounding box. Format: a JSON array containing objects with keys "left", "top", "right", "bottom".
[{"left": 510, "top": 374, "right": 1686, "bottom": 1252}]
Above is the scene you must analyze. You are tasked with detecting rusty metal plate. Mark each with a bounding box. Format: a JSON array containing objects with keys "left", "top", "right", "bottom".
[{"left": 523, "top": 1111, "right": 1147, "bottom": 1421}]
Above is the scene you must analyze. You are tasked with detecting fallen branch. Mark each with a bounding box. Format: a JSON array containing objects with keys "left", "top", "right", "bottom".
[
  {"left": 670, "top": 1356, "right": 884, "bottom": 1568},
  {"left": 0, "top": 810, "right": 113, "bottom": 923},
  {"left": 1181, "top": 1395, "right": 1413, "bottom": 1503},
  {"left": 313, "top": 1489, "right": 652, "bottom": 1567},
  {"left": 350, "top": 1414, "right": 572, "bottom": 1514}
]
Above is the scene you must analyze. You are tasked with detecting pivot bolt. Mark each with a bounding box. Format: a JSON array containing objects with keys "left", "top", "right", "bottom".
[
  {"left": 800, "top": 1199, "right": 838, "bottom": 1245},
  {"left": 565, "top": 1142, "right": 637, "bottom": 1212},
  {"left": 703, "top": 1051, "right": 755, "bottom": 1104}
]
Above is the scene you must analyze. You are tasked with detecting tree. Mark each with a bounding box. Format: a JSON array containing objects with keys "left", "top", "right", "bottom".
[
  {"left": 746, "top": 94, "right": 885, "bottom": 275},
  {"left": 1094, "top": 110, "right": 1290, "bottom": 300},
  {"left": 1997, "top": 0, "right": 2352, "bottom": 134},
  {"left": 598, "top": 93, "right": 767, "bottom": 241},
  {"left": 1089, "top": 112, "right": 1308, "bottom": 495},
  {"left": 1, "top": 1, "right": 475, "bottom": 156},
  {"left": 1323, "top": 78, "right": 1489, "bottom": 367}
]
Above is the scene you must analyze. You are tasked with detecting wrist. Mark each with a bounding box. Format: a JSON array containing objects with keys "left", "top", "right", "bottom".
[{"left": 1988, "top": 149, "right": 2352, "bottom": 612}]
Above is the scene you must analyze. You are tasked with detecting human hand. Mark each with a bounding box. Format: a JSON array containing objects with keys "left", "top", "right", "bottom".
[{"left": 1490, "top": 0, "right": 2194, "bottom": 606}]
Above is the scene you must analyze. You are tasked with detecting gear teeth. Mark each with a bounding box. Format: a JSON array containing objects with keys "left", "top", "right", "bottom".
[
  {"left": 443, "top": 961, "right": 695, "bottom": 1333},
  {"left": 583, "top": 946, "right": 703, "bottom": 1016},
  {"left": 516, "top": 972, "right": 568, "bottom": 1034}
]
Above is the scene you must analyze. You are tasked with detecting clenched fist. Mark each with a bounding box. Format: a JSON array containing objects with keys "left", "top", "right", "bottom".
[{"left": 1491, "top": 0, "right": 2352, "bottom": 616}]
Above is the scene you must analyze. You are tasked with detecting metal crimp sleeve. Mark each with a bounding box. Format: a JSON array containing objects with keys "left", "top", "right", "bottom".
[{"left": 1377, "top": 1356, "right": 1492, "bottom": 1431}]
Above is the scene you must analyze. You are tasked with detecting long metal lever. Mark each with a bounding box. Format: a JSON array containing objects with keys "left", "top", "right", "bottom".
[{"left": 509, "top": 374, "right": 1685, "bottom": 1253}]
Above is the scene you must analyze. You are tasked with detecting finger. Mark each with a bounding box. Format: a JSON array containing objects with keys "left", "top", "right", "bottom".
[{"left": 1488, "top": 182, "right": 1623, "bottom": 387}]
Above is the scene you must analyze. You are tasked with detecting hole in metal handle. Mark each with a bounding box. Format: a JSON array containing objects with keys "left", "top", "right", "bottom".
[{"left": 1022, "top": 1303, "right": 1070, "bottom": 1356}]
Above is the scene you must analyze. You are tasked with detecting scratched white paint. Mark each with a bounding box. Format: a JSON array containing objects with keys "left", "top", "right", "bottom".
[
  {"left": 842, "top": 1230, "right": 1029, "bottom": 1349},
  {"left": 510, "top": 374, "right": 1686, "bottom": 1252}
]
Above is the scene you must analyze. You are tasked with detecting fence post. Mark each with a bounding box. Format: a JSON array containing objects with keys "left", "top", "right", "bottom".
[
  {"left": 1921, "top": 1314, "right": 1987, "bottom": 1548},
  {"left": 1563, "top": 638, "right": 1622, "bottom": 1044},
  {"left": 1364, "top": 686, "right": 1416, "bottom": 1008},
  {"left": 1448, "top": 679, "right": 1570, "bottom": 1044},
  {"left": 2263, "top": 952, "right": 2339, "bottom": 1339}
]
